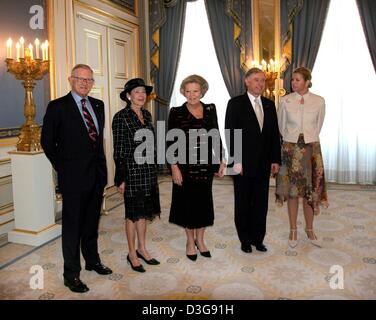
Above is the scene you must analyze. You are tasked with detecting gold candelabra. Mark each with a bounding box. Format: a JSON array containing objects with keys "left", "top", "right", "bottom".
[
  {"left": 5, "top": 37, "right": 49, "bottom": 152},
  {"left": 264, "top": 70, "right": 278, "bottom": 100}
]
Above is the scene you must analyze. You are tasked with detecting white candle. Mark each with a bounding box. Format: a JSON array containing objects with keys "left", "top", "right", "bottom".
[
  {"left": 28, "top": 43, "right": 33, "bottom": 60},
  {"left": 42, "top": 41, "right": 49, "bottom": 60},
  {"left": 270, "top": 59, "right": 275, "bottom": 72},
  {"left": 16, "top": 42, "right": 20, "bottom": 61},
  {"left": 19, "top": 37, "right": 25, "bottom": 58},
  {"left": 6, "top": 38, "right": 12, "bottom": 59},
  {"left": 44, "top": 40, "right": 49, "bottom": 60},
  {"left": 41, "top": 43, "right": 45, "bottom": 60},
  {"left": 261, "top": 59, "right": 267, "bottom": 71},
  {"left": 34, "top": 38, "right": 40, "bottom": 59}
]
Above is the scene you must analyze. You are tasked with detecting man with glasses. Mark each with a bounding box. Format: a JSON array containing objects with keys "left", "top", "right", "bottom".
[{"left": 41, "top": 64, "right": 112, "bottom": 293}]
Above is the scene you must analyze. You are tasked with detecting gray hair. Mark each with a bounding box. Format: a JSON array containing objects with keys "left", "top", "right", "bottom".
[
  {"left": 71, "top": 64, "right": 94, "bottom": 76},
  {"left": 180, "top": 74, "right": 209, "bottom": 97},
  {"left": 245, "top": 67, "right": 264, "bottom": 79}
]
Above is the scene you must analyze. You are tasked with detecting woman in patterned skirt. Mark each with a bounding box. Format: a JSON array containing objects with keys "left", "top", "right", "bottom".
[
  {"left": 276, "top": 67, "right": 329, "bottom": 249},
  {"left": 112, "top": 78, "right": 161, "bottom": 272},
  {"left": 168, "top": 75, "right": 226, "bottom": 261}
]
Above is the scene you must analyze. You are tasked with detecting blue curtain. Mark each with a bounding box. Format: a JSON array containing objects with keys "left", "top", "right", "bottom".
[
  {"left": 280, "top": 0, "right": 303, "bottom": 75},
  {"left": 282, "top": 0, "right": 330, "bottom": 92},
  {"left": 205, "top": 0, "right": 252, "bottom": 97},
  {"left": 356, "top": 0, "right": 376, "bottom": 72},
  {"left": 149, "top": 0, "right": 188, "bottom": 170},
  {"left": 150, "top": 0, "right": 187, "bottom": 122}
]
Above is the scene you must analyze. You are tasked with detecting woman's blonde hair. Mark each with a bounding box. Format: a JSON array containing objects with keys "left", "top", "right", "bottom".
[
  {"left": 293, "top": 67, "right": 313, "bottom": 88},
  {"left": 180, "top": 74, "right": 209, "bottom": 97}
]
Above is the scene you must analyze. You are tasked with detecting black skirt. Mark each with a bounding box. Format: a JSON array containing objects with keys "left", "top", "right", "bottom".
[
  {"left": 169, "top": 176, "right": 214, "bottom": 229},
  {"left": 124, "top": 183, "right": 161, "bottom": 222}
]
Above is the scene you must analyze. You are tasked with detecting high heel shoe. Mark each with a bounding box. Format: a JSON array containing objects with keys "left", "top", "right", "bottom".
[
  {"left": 127, "top": 255, "right": 146, "bottom": 272},
  {"left": 195, "top": 241, "right": 211, "bottom": 258},
  {"left": 186, "top": 253, "right": 198, "bottom": 261},
  {"left": 305, "top": 228, "right": 322, "bottom": 248},
  {"left": 186, "top": 244, "right": 197, "bottom": 261},
  {"left": 288, "top": 229, "right": 298, "bottom": 249},
  {"left": 136, "top": 250, "right": 160, "bottom": 265}
]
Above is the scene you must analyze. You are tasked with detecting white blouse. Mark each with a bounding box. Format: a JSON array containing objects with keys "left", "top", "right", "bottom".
[{"left": 278, "top": 91, "right": 325, "bottom": 143}]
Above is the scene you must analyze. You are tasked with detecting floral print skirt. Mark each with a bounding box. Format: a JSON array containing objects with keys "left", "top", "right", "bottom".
[{"left": 275, "top": 134, "right": 329, "bottom": 215}]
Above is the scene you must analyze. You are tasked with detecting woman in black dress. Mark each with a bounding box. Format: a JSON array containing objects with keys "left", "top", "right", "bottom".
[
  {"left": 168, "top": 75, "right": 225, "bottom": 261},
  {"left": 112, "top": 78, "right": 161, "bottom": 272}
]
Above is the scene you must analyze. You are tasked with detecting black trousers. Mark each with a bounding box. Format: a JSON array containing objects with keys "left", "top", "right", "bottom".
[
  {"left": 233, "top": 175, "right": 270, "bottom": 246},
  {"left": 61, "top": 183, "right": 103, "bottom": 280}
]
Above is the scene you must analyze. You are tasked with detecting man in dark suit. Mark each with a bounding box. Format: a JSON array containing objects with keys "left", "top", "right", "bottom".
[
  {"left": 225, "top": 68, "right": 281, "bottom": 253},
  {"left": 41, "top": 64, "right": 112, "bottom": 293}
]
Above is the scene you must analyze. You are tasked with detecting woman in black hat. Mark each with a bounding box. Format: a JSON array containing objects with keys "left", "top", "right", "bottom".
[{"left": 112, "top": 78, "right": 161, "bottom": 273}]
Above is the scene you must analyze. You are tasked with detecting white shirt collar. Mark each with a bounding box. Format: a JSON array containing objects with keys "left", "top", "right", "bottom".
[
  {"left": 71, "top": 90, "right": 88, "bottom": 105},
  {"left": 293, "top": 91, "right": 310, "bottom": 101},
  {"left": 247, "top": 92, "right": 263, "bottom": 110}
]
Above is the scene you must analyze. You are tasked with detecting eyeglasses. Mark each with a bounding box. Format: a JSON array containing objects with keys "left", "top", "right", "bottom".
[{"left": 72, "top": 76, "right": 95, "bottom": 84}]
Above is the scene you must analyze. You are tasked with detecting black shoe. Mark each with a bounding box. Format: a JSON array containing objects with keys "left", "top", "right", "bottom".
[
  {"left": 253, "top": 243, "right": 268, "bottom": 252},
  {"left": 127, "top": 255, "right": 146, "bottom": 273},
  {"left": 64, "top": 277, "right": 89, "bottom": 293},
  {"left": 194, "top": 241, "right": 211, "bottom": 258},
  {"left": 85, "top": 262, "right": 113, "bottom": 275},
  {"left": 136, "top": 250, "right": 160, "bottom": 265},
  {"left": 186, "top": 253, "right": 198, "bottom": 261},
  {"left": 241, "top": 243, "right": 252, "bottom": 253},
  {"left": 200, "top": 251, "right": 211, "bottom": 258}
]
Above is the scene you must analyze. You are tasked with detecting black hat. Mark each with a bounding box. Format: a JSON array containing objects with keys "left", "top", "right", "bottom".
[{"left": 120, "top": 78, "right": 153, "bottom": 102}]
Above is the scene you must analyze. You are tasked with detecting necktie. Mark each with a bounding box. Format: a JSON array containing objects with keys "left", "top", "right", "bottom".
[
  {"left": 300, "top": 96, "right": 305, "bottom": 104},
  {"left": 254, "top": 98, "right": 263, "bottom": 131},
  {"left": 81, "top": 98, "right": 98, "bottom": 144}
]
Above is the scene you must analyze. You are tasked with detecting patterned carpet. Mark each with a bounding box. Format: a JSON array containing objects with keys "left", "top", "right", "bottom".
[{"left": 0, "top": 176, "right": 375, "bottom": 300}]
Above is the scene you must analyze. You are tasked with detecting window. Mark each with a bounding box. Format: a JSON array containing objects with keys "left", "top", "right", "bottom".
[
  {"left": 170, "top": 0, "right": 230, "bottom": 144},
  {"left": 312, "top": 0, "right": 376, "bottom": 184}
]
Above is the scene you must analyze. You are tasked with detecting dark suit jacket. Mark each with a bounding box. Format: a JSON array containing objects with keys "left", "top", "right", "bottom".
[
  {"left": 41, "top": 92, "right": 107, "bottom": 193},
  {"left": 225, "top": 93, "right": 281, "bottom": 178},
  {"left": 167, "top": 102, "right": 224, "bottom": 174}
]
